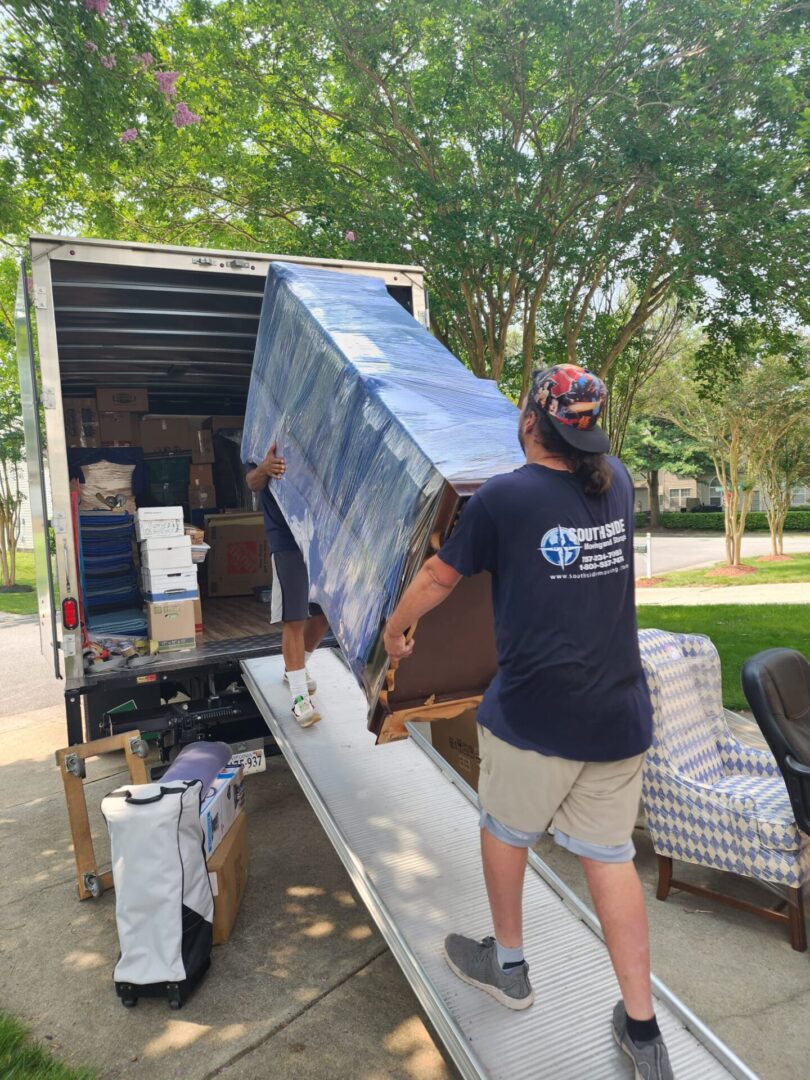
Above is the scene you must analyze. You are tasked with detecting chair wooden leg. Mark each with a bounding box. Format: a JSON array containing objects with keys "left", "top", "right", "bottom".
[
  {"left": 656, "top": 854, "right": 673, "bottom": 901},
  {"left": 787, "top": 886, "right": 807, "bottom": 952}
]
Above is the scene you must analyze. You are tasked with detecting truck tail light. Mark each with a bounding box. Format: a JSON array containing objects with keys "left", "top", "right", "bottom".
[{"left": 62, "top": 597, "right": 79, "bottom": 631}]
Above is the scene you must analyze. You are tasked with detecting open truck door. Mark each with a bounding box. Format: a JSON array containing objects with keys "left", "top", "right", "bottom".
[{"left": 16, "top": 260, "right": 60, "bottom": 677}]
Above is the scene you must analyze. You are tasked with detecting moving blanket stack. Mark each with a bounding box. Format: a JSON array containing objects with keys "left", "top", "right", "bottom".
[
  {"left": 241, "top": 263, "right": 522, "bottom": 712},
  {"left": 101, "top": 741, "right": 245, "bottom": 1009}
]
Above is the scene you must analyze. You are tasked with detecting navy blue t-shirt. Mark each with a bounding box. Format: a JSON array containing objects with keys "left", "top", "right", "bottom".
[
  {"left": 438, "top": 458, "right": 652, "bottom": 762},
  {"left": 244, "top": 463, "right": 297, "bottom": 554}
]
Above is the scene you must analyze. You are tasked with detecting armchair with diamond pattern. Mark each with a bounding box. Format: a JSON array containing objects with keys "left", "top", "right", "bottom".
[{"left": 638, "top": 629, "right": 810, "bottom": 951}]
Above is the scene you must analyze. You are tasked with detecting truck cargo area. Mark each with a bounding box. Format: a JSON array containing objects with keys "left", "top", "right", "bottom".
[
  {"left": 241, "top": 648, "right": 757, "bottom": 1080},
  {"left": 22, "top": 236, "right": 426, "bottom": 744}
]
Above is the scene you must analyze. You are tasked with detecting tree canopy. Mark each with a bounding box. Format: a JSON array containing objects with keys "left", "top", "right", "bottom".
[{"left": 1, "top": 1, "right": 808, "bottom": 389}]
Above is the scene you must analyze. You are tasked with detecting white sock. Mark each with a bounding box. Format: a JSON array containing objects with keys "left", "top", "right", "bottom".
[
  {"left": 304, "top": 651, "right": 313, "bottom": 667},
  {"left": 288, "top": 669, "right": 309, "bottom": 703},
  {"left": 495, "top": 940, "right": 524, "bottom": 968}
]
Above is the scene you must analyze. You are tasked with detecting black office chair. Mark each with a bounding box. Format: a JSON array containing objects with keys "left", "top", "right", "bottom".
[{"left": 742, "top": 648, "right": 810, "bottom": 835}]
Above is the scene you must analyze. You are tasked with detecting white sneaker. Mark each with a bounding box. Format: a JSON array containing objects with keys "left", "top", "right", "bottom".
[
  {"left": 284, "top": 669, "right": 317, "bottom": 695},
  {"left": 292, "top": 695, "right": 321, "bottom": 728}
]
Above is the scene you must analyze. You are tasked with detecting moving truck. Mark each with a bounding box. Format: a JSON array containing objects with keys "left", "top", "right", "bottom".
[{"left": 16, "top": 235, "right": 428, "bottom": 749}]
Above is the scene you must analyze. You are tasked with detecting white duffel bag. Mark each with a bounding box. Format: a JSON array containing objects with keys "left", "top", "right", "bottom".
[{"left": 101, "top": 780, "right": 214, "bottom": 1009}]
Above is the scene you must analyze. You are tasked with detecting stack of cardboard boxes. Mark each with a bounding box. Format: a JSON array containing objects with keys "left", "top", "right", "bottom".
[
  {"left": 65, "top": 389, "right": 150, "bottom": 448},
  {"left": 200, "top": 763, "right": 248, "bottom": 945},
  {"left": 136, "top": 507, "right": 200, "bottom": 652}
]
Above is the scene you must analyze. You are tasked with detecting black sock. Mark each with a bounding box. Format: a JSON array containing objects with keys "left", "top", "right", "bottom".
[{"left": 626, "top": 1013, "right": 661, "bottom": 1044}]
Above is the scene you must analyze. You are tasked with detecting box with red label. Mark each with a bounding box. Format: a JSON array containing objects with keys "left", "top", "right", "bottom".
[{"left": 207, "top": 513, "right": 271, "bottom": 596}]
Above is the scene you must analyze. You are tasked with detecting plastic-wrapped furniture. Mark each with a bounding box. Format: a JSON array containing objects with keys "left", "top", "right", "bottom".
[
  {"left": 638, "top": 629, "right": 810, "bottom": 950},
  {"left": 742, "top": 649, "right": 810, "bottom": 836},
  {"left": 242, "top": 262, "right": 522, "bottom": 741}
]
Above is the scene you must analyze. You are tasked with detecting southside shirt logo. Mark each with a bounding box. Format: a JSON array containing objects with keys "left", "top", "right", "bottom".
[
  {"left": 540, "top": 526, "right": 581, "bottom": 566},
  {"left": 540, "top": 519, "right": 629, "bottom": 579}
]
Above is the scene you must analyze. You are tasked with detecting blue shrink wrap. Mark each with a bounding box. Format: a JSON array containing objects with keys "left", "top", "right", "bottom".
[{"left": 242, "top": 262, "right": 522, "bottom": 707}]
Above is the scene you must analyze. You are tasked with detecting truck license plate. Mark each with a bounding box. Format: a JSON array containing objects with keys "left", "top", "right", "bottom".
[{"left": 229, "top": 747, "right": 266, "bottom": 775}]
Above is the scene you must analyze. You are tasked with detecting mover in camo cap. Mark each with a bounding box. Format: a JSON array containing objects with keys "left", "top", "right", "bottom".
[{"left": 384, "top": 364, "right": 673, "bottom": 1080}]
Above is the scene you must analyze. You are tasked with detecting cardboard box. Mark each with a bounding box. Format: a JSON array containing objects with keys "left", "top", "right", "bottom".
[
  {"left": 135, "top": 506, "right": 184, "bottom": 541},
  {"left": 146, "top": 599, "right": 196, "bottom": 651},
  {"left": 193, "top": 595, "right": 203, "bottom": 633},
  {"left": 188, "top": 484, "right": 216, "bottom": 510},
  {"left": 203, "top": 415, "right": 244, "bottom": 432},
  {"left": 64, "top": 398, "right": 99, "bottom": 448},
  {"left": 141, "top": 416, "right": 193, "bottom": 454},
  {"left": 96, "top": 388, "right": 149, "bottom": 413},
  {"left": 191, "top": 429, "right": 215, "bottom": 464},
  {"left": 200, "top": 766, "right": 245, "bottom": 858},
  {"left": 142, "top": 566, "right": 199, "bottom": 602},
  {"left": 140, "top": 534, "right": 193, "bottom": 570},
  {"left": 207, "top": 513, "right": 272, "bottom": 597},
  {"left": 207, "top": 809, "right": 248, "bottom": 945},
  {"left": 189, "top": 464, "right": 214, "bottom": 488},
  {"left": 431, "top": 710, "right": 481, "bottom": 791},
  {"left": 185, "top": 524, "right": 205, "bottom": 545},
  {"left": 98, "top": 411, "right": 142, "bottom": 444}
]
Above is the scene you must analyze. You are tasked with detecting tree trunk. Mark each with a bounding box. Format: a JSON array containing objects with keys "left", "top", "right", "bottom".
[{"left": 649, "top": 470, "right": 660, "bottom": 527}]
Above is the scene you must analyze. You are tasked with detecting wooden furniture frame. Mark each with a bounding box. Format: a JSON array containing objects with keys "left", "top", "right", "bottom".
[
  {"left": 56, "top": 731, "right": 149, "bottom": 900},
  {"left": 656, "top": 854, "right": 807, "bottom": 952}
]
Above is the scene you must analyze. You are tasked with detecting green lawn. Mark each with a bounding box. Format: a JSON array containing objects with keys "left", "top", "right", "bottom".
[
  {"left": 0, "top": 552, "right": 38, "bottom": 616},
  {"left": 0, "top": 1012, "right": 96, "bottom": 1080},
  {"left": 646, "top": 551, "right": 810, "bottom": 588},
  {"left": 636, "top": 604, "right": 809, "bottom": 711}
]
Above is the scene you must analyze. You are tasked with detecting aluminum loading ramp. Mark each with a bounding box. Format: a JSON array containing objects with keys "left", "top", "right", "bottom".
[{"left": 242, "top": 650, "right": 756, "bottom": 1080}]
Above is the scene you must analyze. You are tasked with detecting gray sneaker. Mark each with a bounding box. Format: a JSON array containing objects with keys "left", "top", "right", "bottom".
[
  {"left": 612, "top": 1001, "right": 674, "bottom": 1079},
  {"left": 444, "top": 934, "right": 534, "bottom": 1010}
]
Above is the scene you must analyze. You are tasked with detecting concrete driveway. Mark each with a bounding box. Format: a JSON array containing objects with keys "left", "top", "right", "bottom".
[
  {"left": 637, "top": 532, "right": 810, "bottom": 577},
  {"left": 2, "top": 595, "right": 809, "bottom": 1080}
]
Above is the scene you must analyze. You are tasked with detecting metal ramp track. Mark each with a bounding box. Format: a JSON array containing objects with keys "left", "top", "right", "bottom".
[{"left": 242, "top": 650, "right": 756, "bottom": 1080}]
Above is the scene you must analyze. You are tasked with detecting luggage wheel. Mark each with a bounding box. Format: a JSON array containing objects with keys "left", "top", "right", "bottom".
[
  {"left": 128, "top": 737, "right": 149, "bottom": 759},
  {"left": 167, "top": 984, "right": 182, "bottom": 1010},
  {"left": 121, "top": 996, "right": 138, "bottom": 1008},
  {"left": 83, "top": 872, "right": 103, "bottom": 899}
]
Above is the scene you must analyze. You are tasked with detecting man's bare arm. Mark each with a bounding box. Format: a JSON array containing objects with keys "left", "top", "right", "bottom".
[
  {"left": 383, "top": 556, "right": 462, "bottom": 660},
  {"left": 245, "top": 443, "right": 285, "bottom": 491}
]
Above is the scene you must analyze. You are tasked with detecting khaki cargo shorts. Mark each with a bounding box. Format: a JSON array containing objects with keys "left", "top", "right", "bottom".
[{"left": 477, "top": 724, "right": 645, "bottom": 862}]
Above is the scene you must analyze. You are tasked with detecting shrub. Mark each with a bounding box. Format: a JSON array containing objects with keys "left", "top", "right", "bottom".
[{"left": 655, "top": 511, "right": 810, "bottom": 531}]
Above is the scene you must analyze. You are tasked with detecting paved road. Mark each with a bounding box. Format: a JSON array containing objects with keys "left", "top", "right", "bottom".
[
  {"left": 0, "top": 616, "right": 63, "bottom": 717},
  {"left": 637, "top": 532, "right": 810, "bottom": 577}
]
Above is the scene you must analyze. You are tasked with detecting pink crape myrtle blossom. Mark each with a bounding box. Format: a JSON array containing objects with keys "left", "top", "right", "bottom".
[
  {"left": 173, "top": 102, "right": 201, "bottom": 128},
  {"left": 136, "top": 52, "right": 154, "bottom": 69},
  {"left": 84, "top": 0, "right": 110, "bottom": 14},
  {"left": 84, "top": 40, "right": 98, "bottom": 53},
  {"left": 154, "top": 71, "right": 180, "bottom": 98},
  {"left": 119, "top": 128, "right": 138, "bottom": 144},
  {"left": 344, "top": 230, "right": 356, "bottom": 242},
  {"left": 100, "top": 54, "right": 116, "bottom": 69}
]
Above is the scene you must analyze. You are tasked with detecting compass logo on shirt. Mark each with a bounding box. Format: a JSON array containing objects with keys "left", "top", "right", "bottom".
[{"left": 539, "top": 525, "right": 581, "bottom": 567}]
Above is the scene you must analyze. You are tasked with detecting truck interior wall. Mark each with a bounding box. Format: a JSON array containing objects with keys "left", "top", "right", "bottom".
[{"left": 52, "top": 253, "right": 423, "bottom": 684}]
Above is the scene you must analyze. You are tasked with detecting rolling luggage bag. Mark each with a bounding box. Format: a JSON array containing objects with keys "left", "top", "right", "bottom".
[{"left": 101, "top": 780, "right": 214, "bottom": 1008}]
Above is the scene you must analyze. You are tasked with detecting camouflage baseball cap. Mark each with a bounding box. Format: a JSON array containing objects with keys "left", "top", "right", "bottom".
[{"left": 530, "top": 364, "right": 610, "bottom": 453}]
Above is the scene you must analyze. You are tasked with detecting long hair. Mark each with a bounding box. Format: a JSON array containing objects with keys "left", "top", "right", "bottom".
[{"left": 529, "top": 405, "right": 613, "bottom": 497}]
